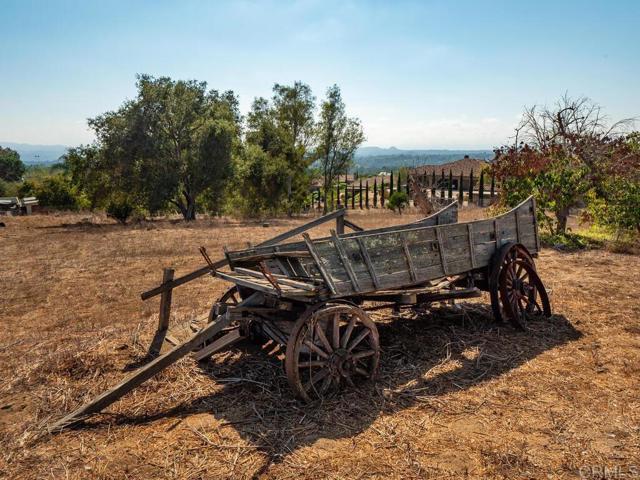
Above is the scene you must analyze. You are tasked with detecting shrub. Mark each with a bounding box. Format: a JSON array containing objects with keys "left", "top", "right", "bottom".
[
  {"left": 586, "top": 179, "right": 640, "bottom": 237},
  {"left": 387, "top": 191, "right": 409, "bottom": 213},
  {"left": 106, "top": 195, "right": 134, "bottom": 224},
  {"left": 32, "top": 175, "right": 79, "bottom": 210}
]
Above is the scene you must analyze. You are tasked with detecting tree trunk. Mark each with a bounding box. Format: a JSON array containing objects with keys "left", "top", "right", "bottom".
[
  {"left": 175, "top": 190, "right": 197, "bottom": 221},
  {"left": 555, "top": 207, "right": 570, "bottom": 234}
]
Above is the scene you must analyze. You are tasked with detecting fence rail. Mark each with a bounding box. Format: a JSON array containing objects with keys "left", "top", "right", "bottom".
[{"left": 310, "top": 170, "right": 500, "bottom": 212}]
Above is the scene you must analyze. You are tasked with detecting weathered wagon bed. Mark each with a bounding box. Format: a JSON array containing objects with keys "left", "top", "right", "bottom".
[
  {"left": 52, "top": 197, "right": 550, "bottom": 431},
  {"left": 221, "top": 197, "right": 539, "bottom": 300}
]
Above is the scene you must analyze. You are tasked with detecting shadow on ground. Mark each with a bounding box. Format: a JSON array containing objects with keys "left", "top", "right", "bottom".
[{"left": 74, "top": 304, "right": 581, "bottom": 467}]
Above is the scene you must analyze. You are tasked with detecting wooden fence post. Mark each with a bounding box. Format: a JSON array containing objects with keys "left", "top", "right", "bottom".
[
  {"left": 351, "top": 186, "right": 355, "bottom": 209},
  {"left": 448, "top": 169, "right": 453, "bottom": 199},
  {"left": 440, "top": 169, "right": 445, "bottom": 198},
  {"left": 336, "top": 183, "right": 341, "bottom": 208},
  {"left": 366, "top": 181, "right": 370, "bottom": 209},
  {"left": 359, "top": 179, "right": 363, "bottom": 209},
  {"left": 479, "top": 170, "right": 485, "bottom": 207},
  {"left": 490, "top": 172, "right": 496, "bottom": 200},
  {"left": 336, "top": 211, "right": 345, "bottom": 235},
  {"left": 148, "top": 268, "right": 175, "bottom": 356},
  {"left": 431, "top": 171, "right": 436, "bottom": 197},
  {"left": 344, "top": 181, "right": 348, "bottom": 209},
  {"left": 373, "top": 179, "right": 378, "bottom": 208}
]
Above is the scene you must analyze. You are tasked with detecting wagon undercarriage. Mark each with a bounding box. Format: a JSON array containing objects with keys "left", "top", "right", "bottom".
[{"left": 51, "top": 197, "right": 551, "bottom": 431}]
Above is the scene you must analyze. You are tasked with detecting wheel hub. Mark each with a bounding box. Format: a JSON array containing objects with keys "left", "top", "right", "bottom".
[{"left": 329, "top": 348, "right": 351, "bottom": 376}]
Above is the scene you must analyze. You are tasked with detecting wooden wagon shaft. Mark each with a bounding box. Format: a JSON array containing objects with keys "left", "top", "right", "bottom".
[
  {"left": 50, "top": 293, "right": 264, "bottom": 432},
  {"left": 140, "top": 208, "right": 348, "bottom": 300}
]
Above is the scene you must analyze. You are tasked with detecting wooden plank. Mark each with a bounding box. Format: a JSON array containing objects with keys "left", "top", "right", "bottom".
[
  {"left": 467, "top": 223, "right": 477, "bottom": 269},
  {"left": 515, "top": 209, "right": 521, "bottom": 243},
  {"left": 356, "top": 237, "right": 380, "bottom": 289},
  {"left": 302, "top": 233, "right": 337, "bottom": 295},
  {"left": 330, "top": 230, "right": 361, "bottom": 292},
  {"left": 141, "top": 265, "right": 214, "bottom": 301},
  {"left": 214, "top": 270, "right": 280, "bottom": 296},
  {"left": 141, "top": 209, "right": 346, "bottom": 300},
  {"left": 224, "top": 201, "right": 459, "bottom": 261},
  {"left": 233, "top": 267, "right": 317, "bottom": 291},
  {"left": 343, "top": 218, "right": 364, "bottom": 232},
  {"left": 263, "top": 208, "right": 345, "bottom": 247},
  {"left": 435, "top": 227, "right": 448, "bottom": 275},
  {"left": 148, "top": 268, "right": 174, "bottom": 356},
  {"left": 158, "top": 268, "right": 174, "bottom": 331},
  {"left": 336, "top": 214, "right": 345, "bottom": 235},
  {"left": 192, "top": 328, "right": 245, "bottom": 361},
  {"left": 400, "top": 232, "right": 417, "bottom": 282},
  {"left": 494, "top": 218, "right": 501, "bottom": 248},
  {"left": 532, "top": 195, "right": 540, "bottom": 252},
  {"left": 50, "top": 310, "right": 235, "bottom": 432}
]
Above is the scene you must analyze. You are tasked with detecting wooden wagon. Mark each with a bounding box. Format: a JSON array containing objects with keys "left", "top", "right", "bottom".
[{"left": 52, "top": 197, "right": 550, "bottom": 430}]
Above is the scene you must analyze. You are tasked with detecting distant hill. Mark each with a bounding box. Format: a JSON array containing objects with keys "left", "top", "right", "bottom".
[
  {"left": 354, "top": 147, "right": 494, "bottom": 173},
  {"left": 0, "top": 142, "right": 69, "bottom": 164}
]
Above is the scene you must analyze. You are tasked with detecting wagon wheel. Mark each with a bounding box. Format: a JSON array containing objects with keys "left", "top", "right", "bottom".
[
  {"left": 499, "top": 259, "right": 551, "bottom": 329},
  {"left": 489, "top": 243, "right": 536, "bottom": 323},
  {"left": 285, "top": 303, "right": 380, "bottom": 402}
]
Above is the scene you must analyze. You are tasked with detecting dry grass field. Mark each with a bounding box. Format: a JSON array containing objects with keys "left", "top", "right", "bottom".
[{"left": 1, "top": 208, "right": 639, "bottom": 479}]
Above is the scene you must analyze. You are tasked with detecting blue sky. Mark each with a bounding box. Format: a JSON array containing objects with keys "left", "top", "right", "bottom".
[{"left": 1, "top": 0, "right": 639, "bottom": 148}]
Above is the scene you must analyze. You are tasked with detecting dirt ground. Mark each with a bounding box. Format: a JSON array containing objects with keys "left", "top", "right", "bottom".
[{"left": 1, "top": 208, "right": 639, "bottom": 479}]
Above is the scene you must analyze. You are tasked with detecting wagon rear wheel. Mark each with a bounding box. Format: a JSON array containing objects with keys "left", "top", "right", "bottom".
[
  {"left": 489, "top": 243, "right": 536, "bottom": 323},
  {"left": 499, "top": 259, "right": 551, "bottom": 329},
  {"left": 490, "top": 243, "right": 551, "bottom": 329},
  {"left": 285, "top": 304, "right": 380, "bottom": 402}
]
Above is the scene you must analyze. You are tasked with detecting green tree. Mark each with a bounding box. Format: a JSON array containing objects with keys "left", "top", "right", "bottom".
[
  {"left": 82, "top": 74, "right": 239, "bottom": 220},
  {"left": 0, "top": 147, "right": 25, "bottom": 182},
  {"left": 314, "top": 85, "right": 365, "bottom": 213},
  {"left": 387, "top": 191, "right": 409, "bottom": 214},
  {"left": 232, "top": 144, "right": 290, "bottom": 217},
  {"left": 244, "top": 82, "right": 316, "bottom": 215}
]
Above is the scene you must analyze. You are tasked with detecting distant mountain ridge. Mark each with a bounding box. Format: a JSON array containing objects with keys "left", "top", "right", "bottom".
[
  {"left": 0, "top": 142, "right": 69, "bottom": 164},
  {"left": 356, "top": 146, "right": 493, "bottom": 158},
  {"left": 354, "top": 146, "right": 494, "bottom": 173}
]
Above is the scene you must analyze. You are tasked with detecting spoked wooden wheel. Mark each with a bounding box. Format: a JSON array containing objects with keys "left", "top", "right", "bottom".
[
  {"left": 285, "top": 304, "right": 380, "bottom": 402},
  {"left": 489, "top": 243, "right": 536, "bottom": 323},
  {"left": 499, "top": 259, "right": 551, "bottom": 329}
]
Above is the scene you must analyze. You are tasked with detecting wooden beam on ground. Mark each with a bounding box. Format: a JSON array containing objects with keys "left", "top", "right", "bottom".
[
  {"left": 192, "top": 329, "right": 245, "bottom": 362},
  {"left": 50, "top": 292, "right": 264, "bottom": 432},
  {"left": 49, "top": 313, "right": 233, "bottom": 432},
  {"left": 140, "top": 209, "right": 346, "bottom": 300}
]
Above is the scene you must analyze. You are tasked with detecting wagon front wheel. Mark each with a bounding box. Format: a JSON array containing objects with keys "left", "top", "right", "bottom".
[{"left": 285, "top": 304, "right": 380, "bottom": 402}]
